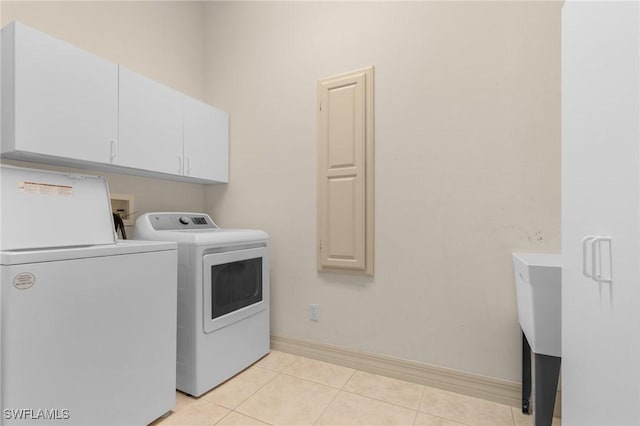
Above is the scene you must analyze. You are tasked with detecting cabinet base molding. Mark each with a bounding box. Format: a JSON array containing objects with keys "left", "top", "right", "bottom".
[
  {"left": 270, "top": 334, "right": 561, "bottom": 417},
  {"left": 1, "top": 152, "right": 225, "bottom": 184}
]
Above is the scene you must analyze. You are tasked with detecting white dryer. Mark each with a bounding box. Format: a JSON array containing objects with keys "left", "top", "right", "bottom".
[
  {"left": 135, "top": 213, "right": 270, "bottom": 397},
  {"left": 0, "top": 166, "right": 178, "bottom": 425}
]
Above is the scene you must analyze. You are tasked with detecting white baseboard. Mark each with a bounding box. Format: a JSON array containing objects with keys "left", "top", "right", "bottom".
[{"left": 271, "top": 335, "right": 561, "bottom": 418}]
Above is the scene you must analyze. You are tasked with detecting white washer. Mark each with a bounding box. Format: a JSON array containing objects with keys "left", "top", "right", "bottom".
[
  {"left": 0, "top": 166, "right": 177, "bottom": 425},
  {"left": 135, "top": 212, "right": 270, "bottom": 397}
]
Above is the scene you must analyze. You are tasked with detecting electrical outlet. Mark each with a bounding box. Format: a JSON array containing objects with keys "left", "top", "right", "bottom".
[{"left": 309, "top": 304, "right": 319, "bottom": 321}]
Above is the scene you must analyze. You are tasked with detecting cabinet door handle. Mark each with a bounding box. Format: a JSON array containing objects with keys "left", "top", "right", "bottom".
[
  {"left": 582, "top": 235, "right": 597, "bottom": 278},
  {"left": 178, "top": 155, "right": 183, "bottom": 175},
  {"left": 185, "top": 156, "right": 191, "bottom": 176},
  {"left": 110, "top": 139, "right": 118, "bottom": 163},
  {"left": 591, "top": 236, "right": 613, "bottom": 284},
  {"left": 582, "top": 235, "right": 612, "bottom": 284}
]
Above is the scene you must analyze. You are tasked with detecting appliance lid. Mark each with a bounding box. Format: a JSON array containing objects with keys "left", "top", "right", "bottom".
[
  {"left": 0, "top": 240, "right": 176, "bottom": 265},
  {"left": 1, "top": 165, "right": 117, "bottom": 250}
]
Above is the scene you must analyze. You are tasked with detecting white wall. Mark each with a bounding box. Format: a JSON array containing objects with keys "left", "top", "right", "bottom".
[
  {"left": 204, "top": 1, "right": 561, "bottom": 383},
  {"left": 1, "top": 0, "right": 562, "bottom": 386},
  {"left": 1, "top": 1, "right": 209, "bottom": 219}
]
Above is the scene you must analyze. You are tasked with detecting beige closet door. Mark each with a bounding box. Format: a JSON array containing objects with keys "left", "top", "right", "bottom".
[{"left": 317, "top": 67, "right": 374, "bottom": 274}]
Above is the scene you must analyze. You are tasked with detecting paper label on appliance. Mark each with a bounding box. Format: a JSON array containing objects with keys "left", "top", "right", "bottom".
[
  {"left": 18, "top": 181, "right": 73, "bottom": 196},
  {"left": 13, "top": 272, "right": 36, "bottom": 290}
]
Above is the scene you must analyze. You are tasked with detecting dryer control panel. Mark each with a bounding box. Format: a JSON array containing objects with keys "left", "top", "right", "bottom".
[{"left": 145, "top": 213, "right": 219, "bottom": 231}]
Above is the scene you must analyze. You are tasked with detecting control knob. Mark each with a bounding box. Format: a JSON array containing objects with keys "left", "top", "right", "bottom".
[{"left": 179, "top": 216, "right": 190, "bottom": 225}]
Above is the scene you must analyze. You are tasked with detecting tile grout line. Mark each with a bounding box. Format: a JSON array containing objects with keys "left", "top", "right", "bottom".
[
  {"left": 215, "top": 352, "right": 522, "bottom": 426},
  {"left": 339, "top": 387, "right": 421, "bottom": 413},
  {"left": 414, "top": 386, "right": 477, "bottom": 426},
  {"left": 412, "top": 384, "right": 427, "bottom": 425},
  {"left": 312, "top": 366, "right": 357, "bottom": 425},
  {"left": 342, "top": 368, "right": 357, "bottom": 390},
  {"left": 229, "top": 409, "right": 275, "bottom": 426},
  {"left": 341, "top": 368, "right": 426, "bottom": 413},
  {"left": 212, "top": 409, "right": 234, "bottom": 426},
  {"left": 220, "top": 353, "right": 299, "bottom": 426},
  {"left": 256, "top": 352, "right": 300, "bottom": 373},
  {"left": 233, "top": 367, "right": 282, "bottom": 408},
  {"left": 510, "top": 405, "right": 517, "bottom": 426},
  {"left": 282, "top": 358, "right": 437, "bottom": 416},
  {"left": 336, "top": 366, "right": 425, "bottom": 423},
  {"left": 411, "top": 409, "right": 419, "bottom": 426},
  {"left": 277, "top": 368, "right": 353, "bottom": 390},
  {"left": 224, "top": 368, "right": 281, "bottom": 426}
]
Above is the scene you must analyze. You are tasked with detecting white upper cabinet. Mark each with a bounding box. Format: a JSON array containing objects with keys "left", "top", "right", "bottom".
[
  {"left": 118, "top": 67, "right": 184, "bottom": 175},
  {"left": 1, "top": 22, "right": 229, "bottom": 184},
  {"left": 183, "top": 97, "right": 229, "bottom": 182},
  {"left": 1, "top": 22, "right": 118, "bottom": 164}
]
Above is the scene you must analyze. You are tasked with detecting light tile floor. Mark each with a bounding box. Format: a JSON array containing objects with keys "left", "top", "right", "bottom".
[{"left": 153, "top": 350, "right": 561, "bottom": 426}]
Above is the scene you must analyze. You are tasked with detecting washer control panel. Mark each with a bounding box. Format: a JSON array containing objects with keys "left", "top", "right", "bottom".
[{"left": 147, "top": 213, "right": 218, "bottom": 231}]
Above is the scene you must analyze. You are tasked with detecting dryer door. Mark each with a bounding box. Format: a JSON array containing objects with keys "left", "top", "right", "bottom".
[{"left": 202, "top": 246, "right": 268, "bottom": 334}]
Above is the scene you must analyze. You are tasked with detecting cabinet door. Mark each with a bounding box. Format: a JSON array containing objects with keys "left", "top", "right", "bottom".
[
  {"left": 118, "top": 67, "right": 184, "bottom": 175},
  {"left": 317, "top": 68, "right": 374, "bottom": 274},
  {"left": 561, "top": 2, "right": 640, "bottom": 424},
  {"left": 3, "top": 22, "right": 117, "bottom": 163},
  {"left": 183, "top": 97, "right": 229, "bottom": 182}
]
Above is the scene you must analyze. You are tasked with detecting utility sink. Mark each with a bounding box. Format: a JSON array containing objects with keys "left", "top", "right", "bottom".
[{"left": 512, "top": 253, "right": 562, "bottom": 357}]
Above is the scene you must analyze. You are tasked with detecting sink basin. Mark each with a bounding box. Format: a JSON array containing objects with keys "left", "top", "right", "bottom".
[{"left": 512, "top": 253, "right": 562, "bottom": 357}]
